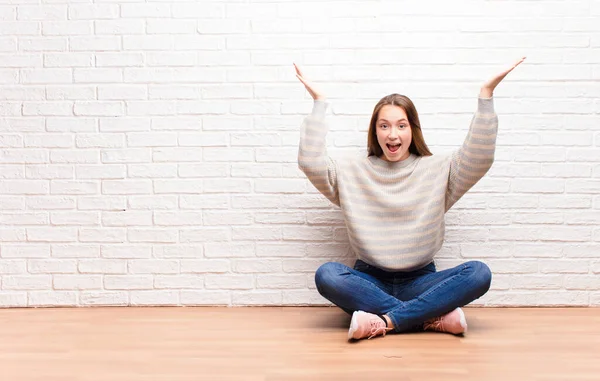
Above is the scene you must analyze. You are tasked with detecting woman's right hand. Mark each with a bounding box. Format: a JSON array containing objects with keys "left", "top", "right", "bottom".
[{"left": 294, "top": 63, "right": 326, "bottom": 101}]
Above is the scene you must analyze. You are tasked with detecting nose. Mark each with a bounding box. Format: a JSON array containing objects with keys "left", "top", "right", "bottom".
[{"left": 389, "top": 127, "right": 398, "bottom": 140}]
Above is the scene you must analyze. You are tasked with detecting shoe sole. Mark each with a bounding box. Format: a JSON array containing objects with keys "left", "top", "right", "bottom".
[
  {"left": 348, "top": 311, "right": 361, "bottom": 340},
  {"left": 457, "top": 307, "right": 468, "bottom": 334}
]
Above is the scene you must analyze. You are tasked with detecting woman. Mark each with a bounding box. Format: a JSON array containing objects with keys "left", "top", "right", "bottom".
[{"left": 295, "top": 58, "right": 525, "bottom": 341}]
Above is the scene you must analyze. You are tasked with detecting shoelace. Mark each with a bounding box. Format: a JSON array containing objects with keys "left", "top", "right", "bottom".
[
  {"left": 423, "top": 317, "right": 444, "bottom": 332},
  {"left": 367, "top": 319, "right": 389, "bottom": 339}
]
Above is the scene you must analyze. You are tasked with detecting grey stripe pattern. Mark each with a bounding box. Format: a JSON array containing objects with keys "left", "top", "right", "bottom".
[{"left": 298, "top": 98, "right": 497, "bottom": 272}]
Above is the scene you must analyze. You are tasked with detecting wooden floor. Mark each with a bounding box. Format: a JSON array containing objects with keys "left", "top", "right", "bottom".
[{"left": 0, "top": 307, "right": 598, "bottom": 381}]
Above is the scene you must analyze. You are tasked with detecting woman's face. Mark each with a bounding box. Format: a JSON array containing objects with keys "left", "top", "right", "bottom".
[{"left": 375, "top": 105, "right": 412, "bottom": 162}]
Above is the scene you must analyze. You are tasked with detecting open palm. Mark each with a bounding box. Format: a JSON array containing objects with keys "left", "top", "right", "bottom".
[
  {"left": 480, "top": 57, "right": 526, "bottom": 98},
  {"left": 294, "top": 63, "right": 325, "bottom": 101}
]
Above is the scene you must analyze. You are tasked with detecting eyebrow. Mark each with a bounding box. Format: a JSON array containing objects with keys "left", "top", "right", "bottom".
[{"left": 377, "top": 118, "right": 408, "bottom": 123}]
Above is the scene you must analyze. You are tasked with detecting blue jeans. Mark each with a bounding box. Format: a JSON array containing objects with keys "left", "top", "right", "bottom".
[{"left": 315, "top": 259, "right": 492, "bottom": 332}]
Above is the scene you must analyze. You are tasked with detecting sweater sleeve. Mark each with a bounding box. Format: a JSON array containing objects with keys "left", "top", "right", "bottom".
[
  {"left": 445, "top": 97, "right": 498, "bottom": 212},
  {"left": 298, "top": 100, "right": 340, "bottom": 207}
]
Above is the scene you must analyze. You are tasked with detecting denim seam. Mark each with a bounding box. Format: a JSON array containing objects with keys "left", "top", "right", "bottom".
[
  {"left": 387, "top": 263, "right": 468, "bottom": 331},
  {"left": 324, "top": 271, "right": 399, "bottom": 313}
]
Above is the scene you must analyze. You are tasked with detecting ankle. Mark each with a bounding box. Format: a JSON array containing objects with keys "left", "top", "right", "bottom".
[{"left": 383, "top": 315, "right": 394, "bottom": 330}]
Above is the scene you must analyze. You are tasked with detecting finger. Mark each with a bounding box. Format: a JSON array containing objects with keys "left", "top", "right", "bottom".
[
  {"left": 296, "top": 75, "right": 316, "bottom": 96},
  {"left": 296, "top": 74, "right": 309, "bottom": 87},
  {"left": 510, "top": 57, "right": 525, "bottom": 71},
  {"left": 296, "top": 75, "right": 315, "bottom": 93},
  {"left": 491, "top": 58, "right": 524, "bottom": 84},
  {"left": 506, "top": 57, "right": 526, "bottom": 74},
  {"left": 293, "top": 63, "right": 304, "bottom": 77}
]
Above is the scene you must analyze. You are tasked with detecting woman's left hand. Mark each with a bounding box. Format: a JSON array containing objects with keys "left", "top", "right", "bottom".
[{"left": 480, "top": 57, "right": 526, "bottom": 98}]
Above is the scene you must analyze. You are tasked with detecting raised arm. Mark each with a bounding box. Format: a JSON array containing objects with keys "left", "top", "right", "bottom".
[
  {"left": 445, "top": 57, "right": 525, "bottom": 211},
  {"left": 295, "top": 63, "right": 340, "bottom": 206}
]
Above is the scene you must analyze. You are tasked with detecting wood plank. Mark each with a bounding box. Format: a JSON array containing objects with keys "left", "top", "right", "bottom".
[{"left": 0, "top": 307, "right": 598, "bottom": 380}]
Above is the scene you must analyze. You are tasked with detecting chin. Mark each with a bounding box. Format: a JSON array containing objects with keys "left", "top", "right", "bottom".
[{"left": 384, "top": 151, "right": 409, "bottom": 162}]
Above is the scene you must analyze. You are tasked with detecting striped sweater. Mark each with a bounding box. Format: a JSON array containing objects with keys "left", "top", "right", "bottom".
[{"left": 298, "top": 98, "right": 498, "bottom": 271}]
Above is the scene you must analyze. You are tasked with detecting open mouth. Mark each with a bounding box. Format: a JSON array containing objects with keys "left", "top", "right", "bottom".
[{"left": 387, "top": 143, "right": 401, "bottom": 153}]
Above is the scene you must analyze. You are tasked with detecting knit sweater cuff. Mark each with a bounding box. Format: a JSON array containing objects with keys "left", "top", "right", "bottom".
[
  {"left": 478, "top": 97, "right": 495, "bottom": 114},
  {"left": 311, "top": 100, "right": 328, "bottom": 117}
]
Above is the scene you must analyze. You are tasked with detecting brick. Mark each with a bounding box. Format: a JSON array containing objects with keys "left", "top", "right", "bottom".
[
  {"left": 3, "top": 275, "right": 51, "bottom": 290},
  {"left": 74, "top": 101, "right": 124, "bottom": 116},
  {"left": 230, "top": 164, "right": 281, "bottom": 178},
  {"left": 154, "top": 275, "right": 203, "bottom": 289},
  {"left": 203, "top": 211, "right": 251, "bottom": 226},
  {"left": 101, "top": 149, "right": 151, "bottom": 163},
  {"left": 101, "top": 180, "right": 152, "bottom": 195},
  {"left": 181, "top": 291, "right": 230, "bottom": 306},
  {"left": 181, "top": 260, "right": 229, "bottom": 273},
  {"left": 154, "top": 245, "right": 203, "bottom": 259},
  {"left": 154, "top": 180, "right": 202, "bottom": 194},
  {"left": 204, "top": 243, "right": 254, "bottom": 258},
  {"left": 256, "top": 212, "right": 305, "bottom": 225},
  {"left": 127, "top": 164, "right": 177, "bottom": 178},
  {"left": 257, "top": 274, "right": 306, "bottom": 289},
  {"left": 282, "top": 290, "right": 329, "bottom": 305},
  {"left": 78, "top": 196, "right": 125, "bottom": 211},
  {"left": 233, "top": 259, "right": 281, "bottom": 273},
  {"left": 231, "top": 195, "right": 285, "bottom": 209},
  {"left": 98, "top": 85, "right": 146, "bottom": 100},
  {"left": 180, "top": 228, "right": 229, "bottom": 243},
  {"left": 0, "top": 293, "right": 27, "bottom": 307},
  {"left": 101, "top": 211, "right": 152, "bottom": 226},
  {"left": 231, "top": 291, "right": 281, "bottom": 305},
  {"left": 154, "top": 211, "right": 203, "bottom": 226},
  {"left": 512, "top": 275, "right": 564, "bottom": 290},
  {"left": 127, "top": 229, "right": 177, "bottom": 243},
  {"left": 44, "top": 53, "right": 93, "bottom": 67},
  {"left": 205, "top": 275, "right": 253, "bottom": 290},
  {"left": 46, "top": 87, "right": 95, "bottom": 101},
  {"left": 152, "top": 117, "right": 201, "bottom": 131},
  {"left": 257, "top": 243, "right": 306, "bottom": 258},
  {"left": 68, "top": 5, "right": 119, "bottom": 19},
  {"left": 101, "top": 245, "right": 150, "bottom": 259},
  {"left": 50, "top": 180, "right": 97, "bottom": 195},
  {"left": 80, "top": 291, "right": 128, "bottom": 306},
  {"left": 75, "top": 164, "right": 125, "bottom": 179},
  {"left": 78, "top": 259, "right": 127, "bottom": 274},
  {"left": 52, "top": 244, "right": 99, "bottom": 258},
  {"left": 126, "top": 134, "right": 177, "bottom": 148},
  {"left": 540, "top": 260, "right": 590, "bottom": 274},
  {"left": 202, "top": 174, "right": 253, "bottom": 190},
  {"left": 105, "top": 275, "right": 152, "bottom": 290},
  {"left": 50, "top": 211, "right": 99, "bottom": 226},
  {"left": 79, "top": 228, "right": 126, "bottom": 243},
  {"left": 27, "top": 227, "right": 77, "bottom": 242},
  {"left": 95, "top": 20, "right": 144, "bottom": 35},
  {"left": 0, "top": 259, "right": 26, "bottom": 274},
  {"left": 232, "top": 227, "right": 281, "bottom": 241},
  {"left": 130, "top": 291, "right": 180, "bottom": 306},
  {"left": 100, "top": 118, "right": 150, "bottom": 132},
  {"left": 129, "top": 259, "right": 178, "bottom": 274},
  {"left": 179, "top": 195, "right": 228, "bottom": 210},
  {"left": 53, "top": 275, "right": 102, "bottom": 290},
  {"left": 564, "top": 275, "right": 599, "bottom": 290},
  {"left": 127, "top": 196, "right": 177, "bottom": 210},
  {"left": 28, "top": 291, "right": 77, "bottom": 307},
  {"left": 26, "top": 165, "right": 73, "bottom": 180}
]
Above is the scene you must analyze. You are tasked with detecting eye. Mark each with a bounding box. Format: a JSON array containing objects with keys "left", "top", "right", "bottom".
[
  {"left": 399, "top": 124, "right": 407, "bottom": 129},
  {"left": 380, "top": 124, "right": 388, "bottom": 129}
]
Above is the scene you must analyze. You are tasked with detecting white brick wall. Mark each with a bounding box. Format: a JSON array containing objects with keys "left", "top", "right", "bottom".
[{"left": 0, "top": 0, "right": 599, "bottom": 308}]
